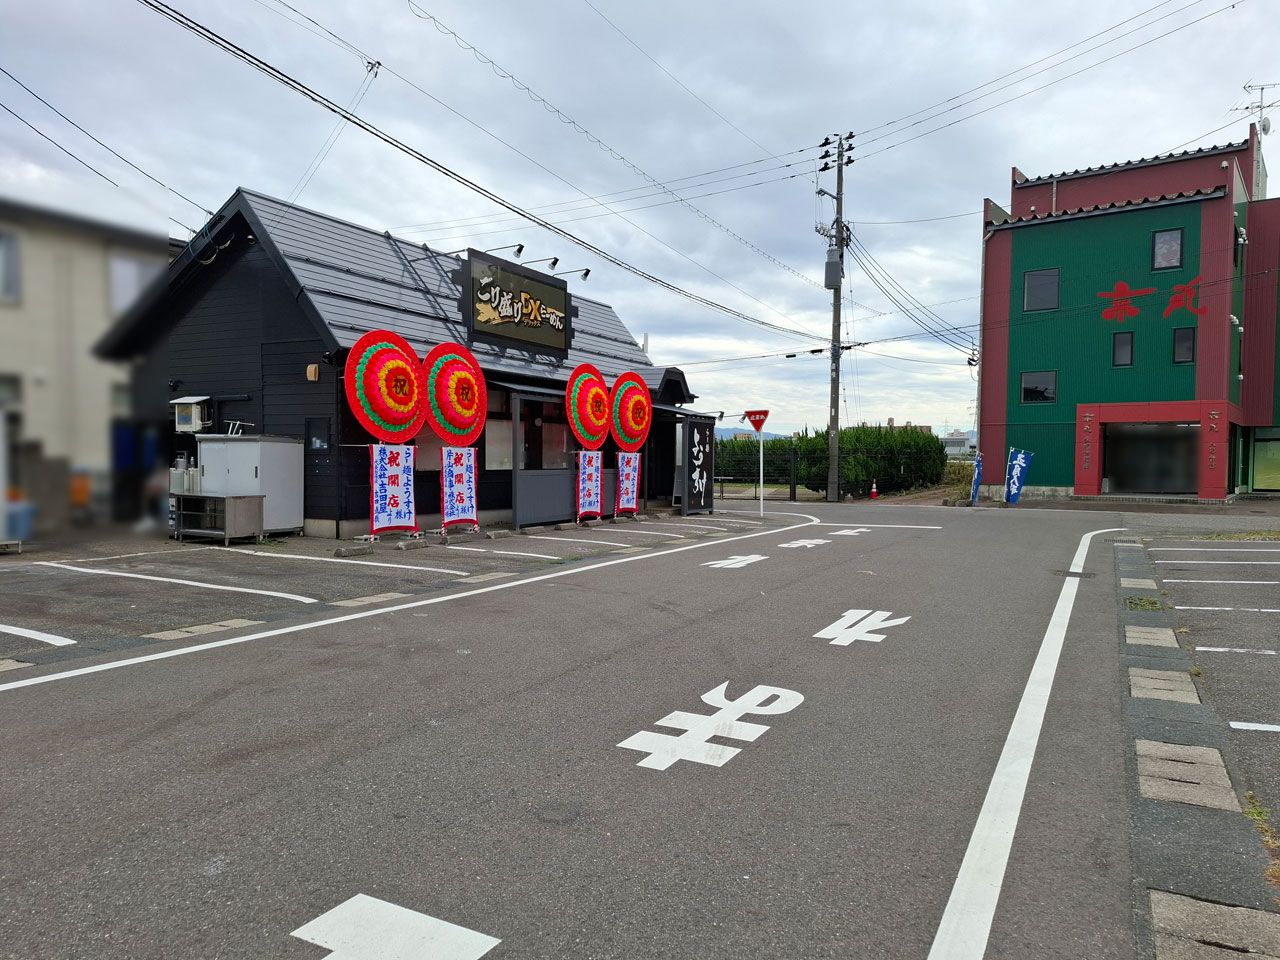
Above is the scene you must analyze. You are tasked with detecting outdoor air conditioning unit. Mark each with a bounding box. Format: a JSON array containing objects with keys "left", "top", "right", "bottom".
[{"left": 171, "top": 396, "right": 210, "bottom": 433}]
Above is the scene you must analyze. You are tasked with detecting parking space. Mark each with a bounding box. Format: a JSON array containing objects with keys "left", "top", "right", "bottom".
[
  {"left": 0, "top": 514, "right": 781, "bottom": 671},
  {"left": 1148, "top": 538, "right": 1280, "bottom": 808}
]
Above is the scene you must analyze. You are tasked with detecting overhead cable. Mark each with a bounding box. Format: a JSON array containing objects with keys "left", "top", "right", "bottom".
[{"left": 136, "top": 0, "right": 829, "bottom": 345}]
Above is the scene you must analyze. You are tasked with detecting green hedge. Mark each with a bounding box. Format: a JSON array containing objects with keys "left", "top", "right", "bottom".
[{"left": 715, "top": 427, "right": 948, "bottom": 497}]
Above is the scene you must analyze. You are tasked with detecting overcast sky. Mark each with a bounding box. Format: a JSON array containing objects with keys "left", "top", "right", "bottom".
[{"left": 2, "top": 0, "right": 1273, "bottom": 435}]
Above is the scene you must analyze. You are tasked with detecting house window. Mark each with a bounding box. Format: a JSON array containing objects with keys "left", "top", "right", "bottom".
[
  {"left": 0, "top": 373, "right": 20, "bottom": 405},
  {"left": 0, "top": 231, "right": 19, "bottom": 302},
  {"left": 109, "top": 252, "right": 164, "bottom": 316},
  {"left": 1173, "top": 327, "right": 1196, "bottom": 364},
  {"left": 1023, "top": 269, "right": 1059, "bottom": 311},
  {"left": 1020, "top": 370, "right": 1057, "bottom": 404},
  {"left": 1152, "top": 229, "right": 1183, "bottom": 270},
  {"left": 1113, "top": 331, "right": 1133, "bottom": 367}
]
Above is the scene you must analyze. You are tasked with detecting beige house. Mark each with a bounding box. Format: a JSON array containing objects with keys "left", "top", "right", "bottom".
[{"left": 0, "top": 197, "right": 166, "bottom": 525}]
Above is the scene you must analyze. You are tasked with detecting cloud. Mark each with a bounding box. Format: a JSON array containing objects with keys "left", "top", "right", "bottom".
[{"left": 2, "top": 0, "right": 1270, "bottom": 433}]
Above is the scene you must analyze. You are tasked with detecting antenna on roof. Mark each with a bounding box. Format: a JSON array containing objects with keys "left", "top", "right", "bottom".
[{"left": 1230, "top": 82, "right": 1279, "bottom": 134}]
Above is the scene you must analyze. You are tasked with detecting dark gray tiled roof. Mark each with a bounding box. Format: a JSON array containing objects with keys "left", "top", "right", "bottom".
[{"left": 240, "top": 190, "right": 657, "bottom": 383}]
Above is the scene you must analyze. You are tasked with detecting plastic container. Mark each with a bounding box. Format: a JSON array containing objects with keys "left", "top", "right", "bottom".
[{"left": 5, "top": 501, "right": 34, "bottom": 541}]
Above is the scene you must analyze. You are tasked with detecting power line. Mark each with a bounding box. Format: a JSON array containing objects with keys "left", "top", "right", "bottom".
[
  {"left": 402, "top": 1, "right": 822, "bottom": 290},
  {"left": 389, "top": 150, "right": 814, "bottom": 232},
  {"left": 0, "top": 65, "right": 212, "bottom": 217},
  {"left": 853, "top": 0, "right": 1246, "bottom": 163},
  {"left": 247, "top": 0, "right": 824, "bottom": 341},
  {"left": 845, "top": 236, "right": 973, "bottom": 353},
  {"left": 403, "top": 170, "right": 806, "bottom": 246},
  {"left": 578, "top": 0, "right": 778, "bottom": 160},
  {"left": 852, "top": 0, "right": 1199, "bottom": 146},
  {"left": 1, "top": 99, "right": 118, "bottom": 186},
  {"left": 393, "top": 161, "right": 811, "bottom": 237},
  {"left": 137, "top": 0, "right": 829, "bottom": 347}
]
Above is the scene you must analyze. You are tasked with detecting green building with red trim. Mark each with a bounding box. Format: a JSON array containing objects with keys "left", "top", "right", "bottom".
[{"left": 979, "top": 125, "right": 1279, "bottom": 500}]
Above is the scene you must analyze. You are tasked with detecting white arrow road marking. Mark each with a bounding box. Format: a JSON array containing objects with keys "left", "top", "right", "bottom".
[
  {"left": 814, "top": 609, "right": 910, "bottom": 645},
  {"left": 701, "top": 554, "right": 768, "bottom": 569},
  {"left": 830, "top": 528, "right": 874, "bottom": 536},
  {"left": 0, "top": 623, "right": 76, "bottom": 646},
  {"left": 291, "top": 894, "right": 500, "bottom": 960},
  {"left": 778, "top": 539, "right": 831, "bottom": 548}
]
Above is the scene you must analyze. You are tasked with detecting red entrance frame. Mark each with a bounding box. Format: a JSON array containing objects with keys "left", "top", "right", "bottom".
[{"left": 1073, "top": 400, "right": 1242, "bottom": 499}]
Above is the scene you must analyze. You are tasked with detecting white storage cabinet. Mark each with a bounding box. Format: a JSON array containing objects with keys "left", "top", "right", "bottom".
[{"left": 197, "top": 435, "right": 303, "bottom": 533}]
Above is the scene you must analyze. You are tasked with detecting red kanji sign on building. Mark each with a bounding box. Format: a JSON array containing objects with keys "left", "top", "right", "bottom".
[
  {"left": 1098, "top": 280, "right": 1157, "bottom": 322},
  {"left": 1163, "top": 275, "right": 1208, "bottom": 318},
  {"left": 745, "top": 410, "right": 769, "bottom": 432}
]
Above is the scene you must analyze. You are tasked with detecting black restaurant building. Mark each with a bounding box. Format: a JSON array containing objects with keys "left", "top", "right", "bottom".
[{"left": 96, "top": 188, "right": 717, "bottom": 536}]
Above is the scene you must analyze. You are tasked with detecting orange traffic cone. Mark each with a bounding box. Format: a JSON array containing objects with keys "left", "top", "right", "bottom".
[{"left": 870, "top": 480, "right": 878, "bottom": 499}]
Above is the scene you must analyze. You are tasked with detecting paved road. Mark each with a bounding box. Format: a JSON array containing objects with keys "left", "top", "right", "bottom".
[{"left": 0, "top": 504, "right": 1267, "bottom": 959}]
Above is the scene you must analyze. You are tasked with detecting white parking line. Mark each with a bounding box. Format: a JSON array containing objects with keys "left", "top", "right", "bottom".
[
  {"left": 1162, "top": 579, "right": 1280, "bottom": 585},
  {"left": 213, "top": 547, "right": 464, "bottom": 576},
  {"left": 699, "top": 517, "right": 760, "bottom": 526},
  {"left": 0, "top": 511, "right": 823, "bottom": 693},
  {"left": 1154, "top": 560, "right": 1280, "bottom": 565},
  {"left": 33, "top": 562, "right": 318, "bottom": 603},
  {"left": 1151, "top": 548, "right": 1280, "bottom": 552},
  {"left": 444, "top": 546, "right": 559, "bottom": 560},
  {"left": 812, "top": 522, "right": 943, "bottom": 529},
  {"left": 594, "top": 528, "right": 684, "bottom": 539},
  {"left": 1196, "top": 646, "right": 1277, "bottom": 655},
  {"left": 0, "top": 546, "right": 206, "bottom": 571},
  {"left": 1177, "top": 605, "right": 1280, "bottom": 612},
  {"left": 0, "top": 623, "right": 76, "bottom": 647},
  {"left": 643, "top": 521, "right": 728, "bottom": 532},
  {"left": 1229, "top": 721, "right": 1280, "bottom": 732},
  {"left": 927, "top": 526, "right": 1124, "bottom": 960},
  {"left": 524, "top": 535, "right": 629, "bottom": 547}
]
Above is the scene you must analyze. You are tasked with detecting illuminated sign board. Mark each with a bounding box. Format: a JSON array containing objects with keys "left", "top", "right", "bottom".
[{"left": 463, "top": 251, "right": 572, "bottom": 355}]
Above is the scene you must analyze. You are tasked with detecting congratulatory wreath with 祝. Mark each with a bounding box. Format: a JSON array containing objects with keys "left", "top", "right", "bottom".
[
  {"left": 344, "top": 330, "right": 488, "bottom": 445},
  {"left": 344, "top": 331, "right": 653, "bottom": 452}
]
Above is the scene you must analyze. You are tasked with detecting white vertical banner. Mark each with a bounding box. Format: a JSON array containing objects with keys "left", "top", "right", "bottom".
[
  {"left": 577, "top": 450, "right": 603, "bottom": 522},
  {"left": 370, "top": 445, "right": 416, "bottom": 534},
  {"left": 616, "top": 452, "right": 641, "bottom": 514},
  {"left": 441, "top": 446, "right": 479, "bottom": 532}
]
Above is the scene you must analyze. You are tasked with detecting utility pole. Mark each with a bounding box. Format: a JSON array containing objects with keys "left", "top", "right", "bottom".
[{"left": 818, "top": 134, "right": 853, "bottom": 502}]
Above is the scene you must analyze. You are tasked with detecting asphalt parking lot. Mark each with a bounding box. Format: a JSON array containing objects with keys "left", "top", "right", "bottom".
[
  {"left": 1147, "top": 536, "right": 1280, "bottom": 809},
  {"left": 0, "top": 513, "right": 774, "bottom": 671}
]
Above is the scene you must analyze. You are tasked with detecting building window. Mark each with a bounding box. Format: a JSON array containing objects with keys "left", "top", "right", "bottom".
[
  {"left": 0, "top": 231, "right": 19, "bottom": 302},
  {"left": 1113, "top": 331, "right": 1133, "bottom": 367},
  {"left": 1020, "top": 370, "right": 1057, "bottom": 404},
  {"left": 0, "top": 373, "right": 20, "bottom": 405},
  {"left": 1152, "top": 229, "right": 1183, "bottom": 270},
  {"left": 1023, "top": 269, "right": 1059, "bottom": 311},
  {"left": 1173, "top": 327, "right": 1196, "bottom": 364}
]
